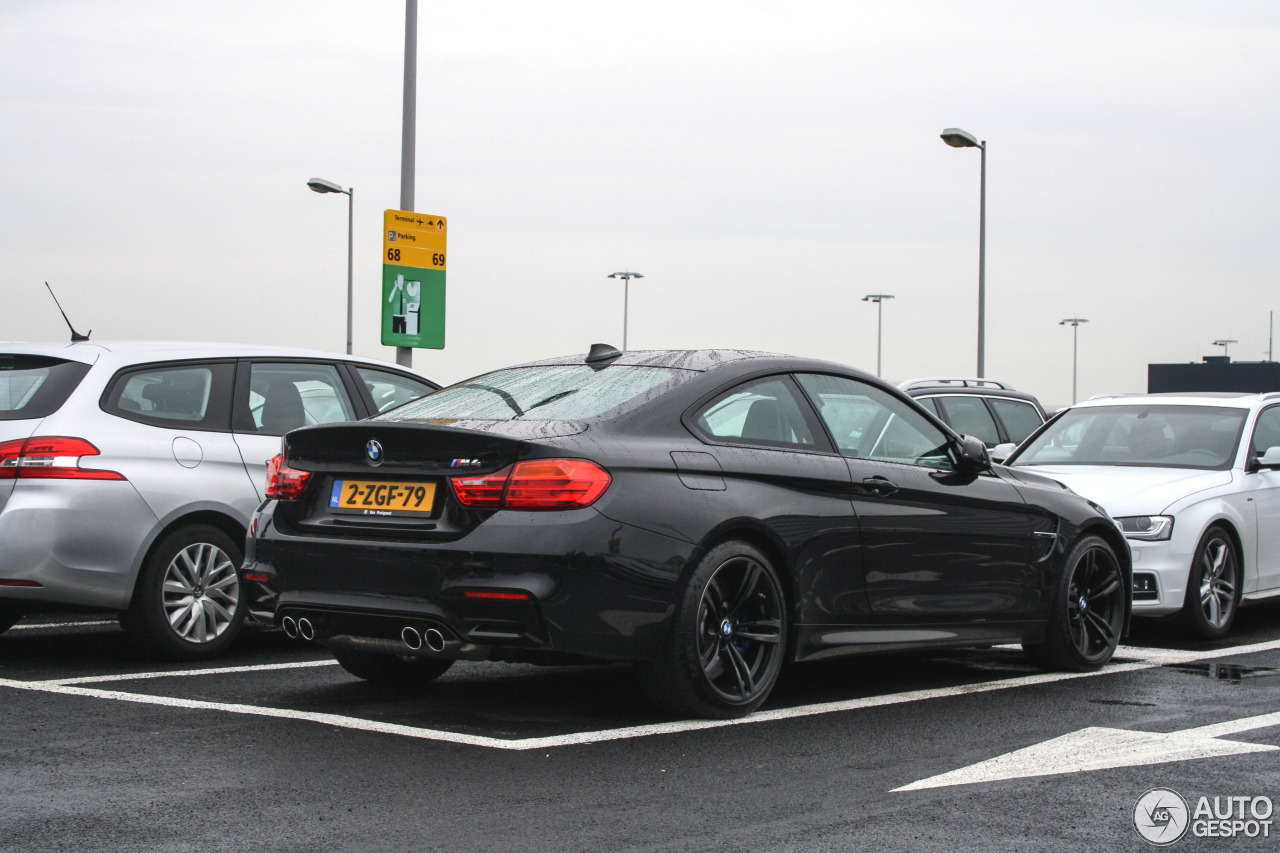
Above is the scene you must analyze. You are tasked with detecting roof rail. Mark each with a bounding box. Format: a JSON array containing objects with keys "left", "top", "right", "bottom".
[{"left": 897, "top": 377, "right": 1013, "bottom": 391}]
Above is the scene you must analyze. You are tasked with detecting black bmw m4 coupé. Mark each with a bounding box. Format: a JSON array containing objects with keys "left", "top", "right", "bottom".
[{"left": 244, "top": 346, "right": 1131, "bottom": 718}]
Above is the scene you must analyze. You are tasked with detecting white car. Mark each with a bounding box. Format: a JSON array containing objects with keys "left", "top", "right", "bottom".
[
  {"left": 1004, "top": 392, "right": 1280, "bottom": 638},
  {"left": 0, "top": 341, "right": 438, "bottom": 658}
]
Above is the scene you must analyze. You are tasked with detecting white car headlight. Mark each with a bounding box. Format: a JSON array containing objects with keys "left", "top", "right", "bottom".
[{"left": 1116, "top": 515, "right": 1174, "bottom": 541}]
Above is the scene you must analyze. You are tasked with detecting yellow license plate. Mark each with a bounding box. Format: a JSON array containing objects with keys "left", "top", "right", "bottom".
[{"left": 329, "top": 479, "right": 437, "bottom": 514}]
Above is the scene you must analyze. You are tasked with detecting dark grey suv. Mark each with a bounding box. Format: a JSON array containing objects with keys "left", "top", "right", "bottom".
[{"left": 899, "top": 377, "right": 1047, "bottom": 457}]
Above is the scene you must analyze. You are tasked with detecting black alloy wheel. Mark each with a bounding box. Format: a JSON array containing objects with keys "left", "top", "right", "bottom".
[
  {"left": 638, "top": 540, "right": 787, "bottom": 719},
  {"left": 332, "top": 647, "right": 454, "bottom": 686},
  {"left": 1025, "top": 534, "right": 1125, "bottom": 671},
  {"left": 1180, "top": 525, "right": 1241, "bottom": 640}
]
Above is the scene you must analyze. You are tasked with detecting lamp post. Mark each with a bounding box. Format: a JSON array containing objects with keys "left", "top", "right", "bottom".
[
  {"left": 862, "top": 294, "right": 894, "bottom": 377},
  {"left": 607, "top": 271, "right": 644, "bottom": 350},
  {"left": 1212, "top": 339, "right": 1238, "bottom": 358},
  {"left": 1060, "top": 318, "right": 1088, "bottom": 404},
  {"left": 941, "top": 127, "right": 987, "bottom": 378},
  {"left": 307, "top": 177, "right": 354, "bottom": 355},
  {"left": 398, "top": 0, "right": 418, "bottom": 368}
]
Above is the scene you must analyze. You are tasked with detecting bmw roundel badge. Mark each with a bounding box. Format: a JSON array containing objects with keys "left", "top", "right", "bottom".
[{"left": 365, "top": 439, "right": 384, "bottom": 467}]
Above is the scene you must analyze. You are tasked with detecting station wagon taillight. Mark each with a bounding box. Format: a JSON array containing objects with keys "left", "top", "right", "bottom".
[
  {"left": 0, "top": 437, "right": 125, "bottom": 481},
  {"left": 265, "top": 453, "right": 311, "bottom": 500},
  {"left": 450, "top": 459, "right": 611, "bottom": 509}
]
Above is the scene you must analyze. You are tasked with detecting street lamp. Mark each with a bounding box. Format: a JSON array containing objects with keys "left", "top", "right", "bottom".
[
  {"left": 307, "top": 177, "right": 354, "bottom": 355},
  {"left": 862, "top": 294, "right": 894, "bottom": 377},
  {"left": 1212, "top": 339, "right": 1238, "bottom": 358},
  {"left": 941, "top": 127, "right": 987, "bottom": 378},
  {"left": 607, "top": 271, "right": 644, "bottom": 350},
  {"left": 1060, "top": 318, "right": 1088, "bottom": 404}
]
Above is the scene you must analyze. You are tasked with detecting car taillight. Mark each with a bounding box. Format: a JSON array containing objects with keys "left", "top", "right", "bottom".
[
  {"left": 0, "top": 436, "right": 125, "bottom": 481},
  {"left": 265, "top": 453, "right": 310, "bottom": 500},
  {"left": 450, "top": 459, "right": 611, "bottom": 509},
  {"left": 450, "top": 465, "right": 511, "bottom": 508}
]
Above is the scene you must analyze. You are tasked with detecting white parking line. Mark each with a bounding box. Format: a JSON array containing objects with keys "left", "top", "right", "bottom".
[
  {"left": 54, "top": 659, "right": 337, "bottom": 685},
  {"left": 2, "top": 640, "right": 1279, "bottom": 751},
  {"left": 8, "top": 619, "right": 118, "bottom": 631}
]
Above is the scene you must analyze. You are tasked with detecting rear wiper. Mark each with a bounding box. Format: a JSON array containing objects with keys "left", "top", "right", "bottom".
[
  {"left": 468, "top": 384, "right": 524, "bottom": 416},
  {"left": 523, "top": 389, "right": 577, "bottom": 413}
]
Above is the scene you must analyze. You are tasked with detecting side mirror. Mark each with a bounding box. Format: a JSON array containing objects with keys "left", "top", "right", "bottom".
[
  {"left": 955, "top": 435, "right": 992, "bottom": 471},
  {"left": 991, "top": 442, "right": 1018, "bottom": 464},
  {"left": 1259, "top": 446, "right": 1280, "bottom": 470}
]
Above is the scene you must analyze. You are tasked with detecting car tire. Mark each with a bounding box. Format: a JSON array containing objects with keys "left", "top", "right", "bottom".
[
  {"left": 0, "top": 601, "right": 22, "bottom": 635},
  {"left": 1179, "top": 525, "right": 1241, "bottom": 640},
  {"left": 122, "top": 524, "right": 246, "bottom": 660},
  {"left": 332, "top": 647, "right": 453, "bottom": 685},
  {"left": 637, "top": 540, "right": 787, "bottom": 719},
  {"left": 1024, "top": 534, "right": 1125, "bottom": 671}
]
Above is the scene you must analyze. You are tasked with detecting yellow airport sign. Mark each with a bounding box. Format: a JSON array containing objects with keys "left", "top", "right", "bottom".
[{"left": 382, "top": 209, "right": 447, "bottom": 349}]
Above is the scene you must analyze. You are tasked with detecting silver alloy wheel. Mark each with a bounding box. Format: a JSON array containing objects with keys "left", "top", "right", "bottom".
[
  {"left": 1198, "top": 536, "right": 1237, "bottom": 629},
  {"left": 161, "top": 542, "right": 240, "bottom": 643}
]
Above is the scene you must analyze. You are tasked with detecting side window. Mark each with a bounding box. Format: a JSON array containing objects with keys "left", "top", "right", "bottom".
[
  {"left": 246, "top": 363, "right": 355, "bottom": 435},
  {"left": 935, "top": 396, "right": 1000, "bottom": 447},
  {"left": 693, "top": 378, "right": 817, "bottom": 449},
  {"left": 105, "top": 362, "right": 234, "bottom": 430},
  {"left": 914, "top": 396, "right": 940, "bottom": 417},
  {"left": 1252, "top": 406, "right": 1280, "bottom": 458},
  {"left": 989, "top": 398, "right": 1044, "bottom": 444},
  {"left": 353, "top": 366, "right": 438, "bottom": 414},
  {"left": 797, "top": 373, "right": 952, "bottom": 469}
]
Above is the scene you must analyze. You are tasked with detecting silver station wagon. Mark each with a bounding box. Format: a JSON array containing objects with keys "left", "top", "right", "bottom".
[{"left": 0, "top": 341, "right": 437, "bottom": 658}]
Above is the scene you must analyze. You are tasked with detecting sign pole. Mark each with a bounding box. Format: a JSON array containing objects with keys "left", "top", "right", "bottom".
[{"left": 397, "top": 0, "right": 418, "bottom": 368}]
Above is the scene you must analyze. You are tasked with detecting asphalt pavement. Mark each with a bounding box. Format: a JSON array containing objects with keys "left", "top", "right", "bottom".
[{"left": 3, "top": 604, "right": 1280, "bottom": 852}]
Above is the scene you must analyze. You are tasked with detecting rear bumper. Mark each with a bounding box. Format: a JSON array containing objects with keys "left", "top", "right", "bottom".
[
  {"left": 0, "top": 479, "right": 155, "bottom": 610},
  {"left": 247, "top": 505, "right": 694, "bottom": 662}
]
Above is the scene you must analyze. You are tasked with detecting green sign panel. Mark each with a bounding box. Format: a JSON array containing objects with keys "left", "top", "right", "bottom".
[{"left": 382, "top": 209, "right": 446, "bottom": 349}]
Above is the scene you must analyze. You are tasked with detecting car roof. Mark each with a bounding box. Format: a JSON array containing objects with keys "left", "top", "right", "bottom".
[
  {"left": 507, "top": 348, "right": 879, "bottom": 379},
  {"left": 1068, "top": 391, "right": 1280, "bottom": 410},
  {"left": 898, "top": 377, "right": 1017, "bottom": 391},
  {"left": 898, "top": 379, "right": 1044, "bottom": 408},
  {"left": 0, "top": 340, "right": 434, "bottom": 377}
]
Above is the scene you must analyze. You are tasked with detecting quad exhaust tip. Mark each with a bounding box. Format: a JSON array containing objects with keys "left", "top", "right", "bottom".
[
  {"left": 402, "top": 626, "right": 447, "bottom": 652},
  {"left": 297, "top": 617, "right": 315, "bottom": 642},
  {"left": 281, "top": 616, "right": 298, "bottom": 639}
]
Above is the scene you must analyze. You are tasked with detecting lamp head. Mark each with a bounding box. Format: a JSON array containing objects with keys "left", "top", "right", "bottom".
[
  {"left": 307, "top": 177, "right": 346, "bottom": 194},
  {"left": 940, "top": 128, "right": 982, "bottom": 149}
]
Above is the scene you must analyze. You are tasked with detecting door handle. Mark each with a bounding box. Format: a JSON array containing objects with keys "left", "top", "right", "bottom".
[{"left": 862, "top": 477, "right": 899, "bottom": 497}]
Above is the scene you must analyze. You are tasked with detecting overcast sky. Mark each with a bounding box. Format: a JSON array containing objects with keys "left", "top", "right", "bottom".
[{"left": 3, "top": 1, "right": 1278, "bottom": 406}]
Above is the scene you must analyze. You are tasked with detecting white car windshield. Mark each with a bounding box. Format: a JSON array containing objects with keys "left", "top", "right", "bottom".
[{"left": 1014, "top": 404, "right": 1246, "bottom": 470}]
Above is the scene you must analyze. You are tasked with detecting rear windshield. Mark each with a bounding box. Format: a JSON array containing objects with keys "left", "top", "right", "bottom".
[
  {"left": 1013, "top": 404, "right": 1246, "bottom": 469},
  {"left": 0, "top": 355, "right": 91, "bottom": 421},
  {"left": 379, "top": 365, "right": 689, "bottom": 422}
]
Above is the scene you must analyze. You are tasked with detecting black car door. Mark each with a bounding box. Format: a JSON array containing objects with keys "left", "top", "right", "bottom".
[
  {"left": 796, "top": 373, "right": 1036, "bottom": 623},
  {"left": 687, "top": 375, "right": 865, "bottom": 621}
]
